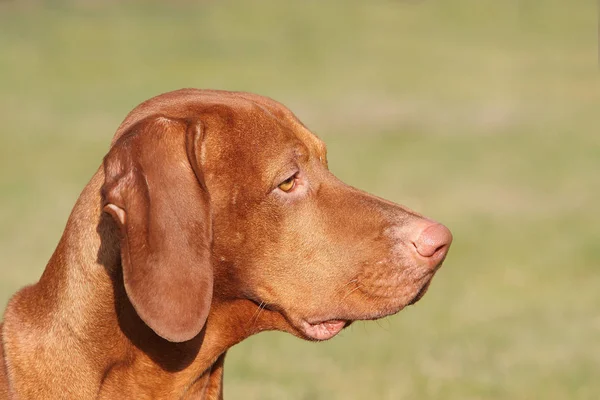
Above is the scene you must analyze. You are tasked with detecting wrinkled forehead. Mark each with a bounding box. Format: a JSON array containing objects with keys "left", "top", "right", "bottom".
[
  {"left": 112, "top": 89, "right": 327, "bottom": 191},
  {"left": 201, "top": 98, "right": 326, "bottom": 184}
]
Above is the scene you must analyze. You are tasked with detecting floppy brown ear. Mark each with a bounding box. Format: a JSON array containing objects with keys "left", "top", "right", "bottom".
[{"left": 101, "top": 116, "right": 212, "bottom": 343}]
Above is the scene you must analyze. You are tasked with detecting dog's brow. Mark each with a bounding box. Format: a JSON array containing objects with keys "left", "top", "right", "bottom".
[{"left": 293, "top": 146, "right": 308, "bottom": 160}]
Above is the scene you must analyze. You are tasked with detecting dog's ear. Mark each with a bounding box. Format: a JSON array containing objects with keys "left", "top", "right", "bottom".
[{"left": 101, "top": 116, "right": 212, "bottom": 343}]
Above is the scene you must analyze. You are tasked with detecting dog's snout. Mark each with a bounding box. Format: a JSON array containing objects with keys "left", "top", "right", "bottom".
[{"left": 412, "top": 223, "right": 452, "bottom": 263}]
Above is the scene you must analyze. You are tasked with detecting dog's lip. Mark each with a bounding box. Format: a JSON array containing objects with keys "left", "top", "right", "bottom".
[
  {"left": 299, "top": 319, "right": 349, "bottom": 341},
  {"left": 270, "top": 272, "right": 436, "bottom": 341},
  {"left": 408, "top": 277, "right": 433, "bottom": 306},
  {"left": 248, "top": 301, "right": 350, "bottom": 341}
]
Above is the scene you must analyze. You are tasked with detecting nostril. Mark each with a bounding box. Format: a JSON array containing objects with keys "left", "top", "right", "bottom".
[
  {"left": 413, "top": 223, "right": 453, "bottom": 258},
  {"left": 413, "top": 242, "right": 446, "bottom": 258}
]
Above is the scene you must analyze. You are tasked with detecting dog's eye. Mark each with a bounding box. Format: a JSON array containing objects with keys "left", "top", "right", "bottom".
[{"left": 278, "top": 175, "right": 296, "bottom": 192}]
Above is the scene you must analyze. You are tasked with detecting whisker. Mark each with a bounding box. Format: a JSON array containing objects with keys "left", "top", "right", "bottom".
[
  {"left": 247, "top": 301, "right": 265, "bottom": 328},
  {"left": 341, "top": 284, "right": 362, "bottom": 301},
  {"left": 333, "top": 281, "right": 364, "bottom": 317},
  {"left": 338, "top": 278, "right": 359, "bottom": 293},
  {"left": 253, "top": 302, "right": 267, "bottom": 328},
  {"left": 374, "top": 318, "right": 390, "bottom": 332}
]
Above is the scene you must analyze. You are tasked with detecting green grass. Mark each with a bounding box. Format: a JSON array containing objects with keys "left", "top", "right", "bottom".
[{"left": 1, "top": 1, "right": 598, "bottom": 398}]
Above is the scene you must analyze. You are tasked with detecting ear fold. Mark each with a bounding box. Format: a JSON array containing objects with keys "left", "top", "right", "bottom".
[{"left": 102, "top": 116, "right": 213, "bottom": 343}]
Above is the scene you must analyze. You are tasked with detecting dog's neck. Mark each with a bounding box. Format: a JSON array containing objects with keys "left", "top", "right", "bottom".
[{"left": 3, "top": 169, "right": 276, "bottom": 399}]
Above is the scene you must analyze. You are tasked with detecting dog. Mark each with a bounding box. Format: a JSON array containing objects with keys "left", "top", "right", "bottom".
[{"left": 0, "top": 89, "right": 452, "bottom": 399}]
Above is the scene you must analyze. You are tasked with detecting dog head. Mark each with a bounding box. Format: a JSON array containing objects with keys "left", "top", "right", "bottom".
[{"left": 102, "top": 89, "right": 452, "bottom": 342}]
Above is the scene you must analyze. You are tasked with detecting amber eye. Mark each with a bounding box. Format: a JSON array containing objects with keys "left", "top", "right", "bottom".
[{"left": 278, "top": 175, "right": 296, "bottom": 192}]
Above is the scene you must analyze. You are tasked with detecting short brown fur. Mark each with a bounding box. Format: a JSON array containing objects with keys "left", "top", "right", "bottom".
[{"left": 0, "top": 89, "right": 451, "bottom": 399}]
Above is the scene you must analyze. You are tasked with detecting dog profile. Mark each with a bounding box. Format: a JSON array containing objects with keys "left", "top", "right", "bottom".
[{"left": 1, "top": 89, "right": 452, "bottom": 399}]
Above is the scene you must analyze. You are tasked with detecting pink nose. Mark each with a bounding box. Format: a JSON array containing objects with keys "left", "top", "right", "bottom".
[{"left": 413, "top": 223, "right": 453, "bottom": 262}]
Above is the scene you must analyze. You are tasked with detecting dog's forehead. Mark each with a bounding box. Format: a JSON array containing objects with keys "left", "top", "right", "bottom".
[
  {"left": 114, "top": 89, "right": 321, "bottom": 144},
  {"left": 195, "top": 92, "right": 325, "bottom": 163},
  {"left": 112, "top": 89, "right": 327, "bottom": 177},
  {"left": 232, "top": 94, "right": 328, "bottom": 164}
]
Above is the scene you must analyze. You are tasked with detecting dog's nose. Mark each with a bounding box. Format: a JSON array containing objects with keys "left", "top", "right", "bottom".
[{"left": 412, "top": 223, "right": 452, "bottom": 264}]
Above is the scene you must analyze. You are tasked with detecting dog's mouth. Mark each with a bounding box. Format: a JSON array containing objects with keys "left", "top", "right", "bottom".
[
  {"left": 295, "top": 286, "right": 428, "bottom": 342},
  {"left": 299, "top": 319, "right": 349, "bottom": 341},
  {"left": 263, "top": 274, "right": 435, "bottom": 342},
  {"left": 408, "top": 278, "right": 432, "bottom": 306}
]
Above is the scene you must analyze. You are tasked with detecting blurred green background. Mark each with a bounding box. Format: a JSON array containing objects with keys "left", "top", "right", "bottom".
[{"left": 0, "top": 1, "right": 598, "bottom": 398}]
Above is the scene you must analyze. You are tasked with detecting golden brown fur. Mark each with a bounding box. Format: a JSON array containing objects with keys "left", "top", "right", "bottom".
[{"left": 0, "top": 89, "right": 451, "bottom": 399}]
